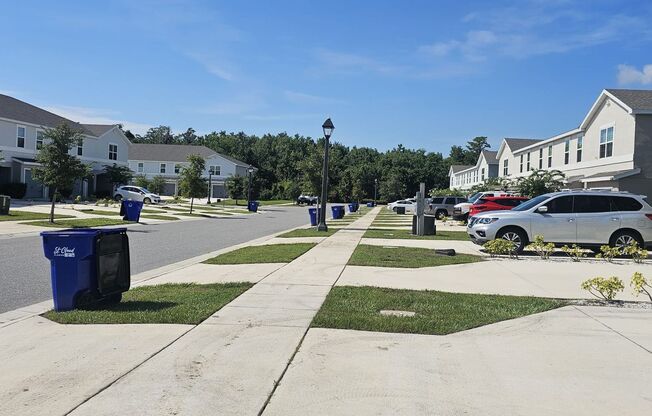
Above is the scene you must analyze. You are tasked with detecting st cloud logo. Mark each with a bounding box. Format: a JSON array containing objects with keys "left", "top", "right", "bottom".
[{"left": 54, "top": 246, "right": 76, "bottom": 258}]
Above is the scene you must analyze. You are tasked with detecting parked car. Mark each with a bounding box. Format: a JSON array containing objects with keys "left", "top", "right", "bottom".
[
  {"left": 113, "top": 186, "right": 161, "bottom": 204},
  {"left": 468, "top": 196, "right": 529, "bottom": 218},
  {"left": 428, "top": 196, "right": 468, "bottom": 219},
  {"left": 387, "top": 199, "right": 415, "bottom": 213},
  {"left": 453, "top": 191, "right": 515, "bottom": 222},
  {"left": 297, "top": 194, "right": 318, "bottom": 205},
  {"left": 468, "top": 190, "right": 652, "bottom": 253}
]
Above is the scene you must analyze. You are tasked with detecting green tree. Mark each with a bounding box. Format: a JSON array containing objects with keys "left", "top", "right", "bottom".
[
  {"left": 103, "top": 163, "right": 134, "bottom": 191},
  {"left": 516, "top": 169, "right": 565, "bottom": 197},
  {"left": 149, "top": 175, "right": 166, "bottom": 194},
  {"left": 176, "top": 127, "right": 198, "bottom": 145},
  {"left": 136, "top": 125, "right": 174, "bottom": 144},
  {"left": 178, "top": 155, "right": 206, "bottom": 213},
  {"left": 225, "top": 175, "right": 246, "bottom": 204},
  {"left": 133, "top": 175, "right": 150, "bottom": 189},
  {"left": 33, "top": 124, "right": 91, "bottom": 222},
  {"left": 464, "top": 136, "right": 490, "bottom": 164}
]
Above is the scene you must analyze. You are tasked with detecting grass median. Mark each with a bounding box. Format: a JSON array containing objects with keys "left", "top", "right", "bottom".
[
  {"left": 140, "top": 214, "right": 180, "bottom": 221},
  {"left": 348, "top": 244, "right": 482, "bottom": 268},
  {"left": 22, "top": 218, "right": 133, "bottom": 228},
  {"left": 312, "top": 286, "right": 566, "bottom": 335},
  {"left": 203, "top": 242, "right": 317, "bottom": 264},
  {"left": 0, "top": 210, "right": 74, "bottom": 222},
  {"left": 363, "top": 229, "right": 469, "bottom": 241},
  {"left": 43, "top": 283, "right": 252, "bottom": 325},
  {"left": 278, "top": 228, "right": 338, "bottom": 238}
]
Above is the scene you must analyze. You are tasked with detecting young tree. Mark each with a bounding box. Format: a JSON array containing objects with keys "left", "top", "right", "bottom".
[
  {"left": 133, "top": 175, "right": 150, "bottom": 189},
  {"left": 225, "top": 175, "right": 246, "bottom": 204},
  {"left": 149, "top": 175, "right": 166, "bottom": 194},
  {"left": 178, "top": 154, "right": 206, "bottom": 213},
  {"left": 103, "top": 163, "right": 134, "bottom": 191},
  {"left": 33, "top": 124, "right": 91, "bottom": 222}
]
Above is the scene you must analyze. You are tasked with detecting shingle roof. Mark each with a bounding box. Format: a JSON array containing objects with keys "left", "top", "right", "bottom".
[
  {"left": 0, "top": 94, "right": 95, "bottom": 135},
  {"left": 503, "top": 138, "right": 542, "bottom": 152},
  {"left": 606, "top": 89, "right": 652, "bottom": 112},
  {"left": 450, "top": 164, "right": 473, "bottom": 174},
  {"left": 129, "top": 143, "right": 250, "bottom": 166},
  {"left": 481, "top": 150, "right": 498, "bottom": 164},
  {"left": 81, "top": 124, "right": 117, "bottom": 137}
]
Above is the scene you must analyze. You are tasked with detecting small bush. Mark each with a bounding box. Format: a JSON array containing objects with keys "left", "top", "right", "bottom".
[
  {"left": 631, "top": 272, "right": 651, "bottom": 301},
  {"left": 0, "top": 182, "right": 27, "bottom": 199},
  {"left": 622, "top": 242, "right": 648, "bottom": 263},
  {"left": 560, "top": 244, "right": 587, "bottom": 262},
  {"left": 595, "top": 245, "right": 621, "bottom": 263},
  {"left": 526, "top": 235, "right": 555, "bottom": 260},
  {"left": 440, "top": 215, "right": 449, "bottom": 224},
  {"left": 581, "top": 276, "right": 624, "bottom": 301},
  {"left": 74, "top": 195, "right": 82, "bottom": 204},
  {"left": 484, "top": 239, "right": 518, "bottom": 259}
]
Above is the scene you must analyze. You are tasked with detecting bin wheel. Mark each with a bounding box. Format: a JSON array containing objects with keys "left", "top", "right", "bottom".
[{"left": 106, "top": 293, "right": 122, "bottom": 304}]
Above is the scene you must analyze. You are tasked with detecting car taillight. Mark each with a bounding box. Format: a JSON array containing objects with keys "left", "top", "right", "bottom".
[{"left": 646, "top": 214, "right": 652, "bottom": 220}]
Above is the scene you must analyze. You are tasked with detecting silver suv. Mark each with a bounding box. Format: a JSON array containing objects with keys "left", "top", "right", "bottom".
[
  {"left": 428, "top": 196, "right": 468, "bottom": 219},
  {"left": 468, "top": 190, "right": 652, "bottom": 253}
]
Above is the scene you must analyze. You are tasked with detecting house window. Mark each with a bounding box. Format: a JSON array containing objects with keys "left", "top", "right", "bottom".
[
  {"left": 208, "top": 165, "right": 221, "bottom": 175},
  {"left": 137, "top": 163, "right": 144, "bottom": 173},
  {"left": 77, "top": 143, "right": 83, "bottom": 156},
  {"left": 547, "top": 145, "right": 552, "bottom": 167},
  {"left": 600, "top": 127, "right": 614, "bottom": 158},
  {"left": 538, "top": 148, "right": 543, "bottom": 169},
  {"left": 520, "top": 155, "right": 524, "bottom": 173},
  {"left": 17, "top": 126, "right": 26, "bottom": 148},
  {"left": 481, "top": 168, "right": 485, "bottom": 181},
  {"left": 160, "top": 163, "right": 166, "bottom": 173},
  {"left": 36, "top": 130, "right": 44, "bottom": 150},
  {"left": 174, "top": 164, "right": 181, "bottom": 174},
  {"left": 564, "top": 140, "right": 570, "bottom": 165},
  {"left": 576, "top": 136, "right": 583, "bottom": 162},
  {"left": 108, "top": 144, "right": 118, "bottom": 160},
  {"left": 503, "top": 159, "right": 508, "bottom": 176},
  {"left": 526, "top": 153, "right": 531, "bottom": 171}
]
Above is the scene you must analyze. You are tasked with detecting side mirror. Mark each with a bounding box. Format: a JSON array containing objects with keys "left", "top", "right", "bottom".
[{"left": 537, "top": 206, "right": 548, "bottom": 213}]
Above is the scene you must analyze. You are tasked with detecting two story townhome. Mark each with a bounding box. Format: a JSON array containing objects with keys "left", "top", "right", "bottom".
[
  {"left": 450, "top": 89, "right": 652, "bottom": 195},
  {"left": 447, "top": 150, "right": 499, "bottom": 190},
  {"left": 128, "top": 144, "right": 253, "bottom": 198},
  {"left": 0, "top": 94, "right": 131, "bottom": 199}
]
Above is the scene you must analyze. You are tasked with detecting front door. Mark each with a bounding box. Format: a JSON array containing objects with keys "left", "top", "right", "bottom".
[
  {"left": 530, "top": 195, "right": 576, "bottom": 244},
  {"left": 24, "top": 169, "right": 44, "bottom": 199}
]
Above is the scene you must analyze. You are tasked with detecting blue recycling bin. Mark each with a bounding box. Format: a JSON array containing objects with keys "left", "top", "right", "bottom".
[
  {"left": 41, "top": 228, "right": 131, "bottom": 311},
  {"left": 331, "top": 205, "right": 345, "bottom": 219},
  {"left": 120, "top": 200, "right": 143, "bottom": 222},
  {"left": 348, "top": 203, "right": 359, "bottom": 213},
  {"left": 367, "top": 202, "right": 375, "bottom": 207},
  {"left": 248, "top": 200, "right": 259, "bottom": 212},
  {"left": 308, "top": 208, "right": 319, "bottom": 226}
]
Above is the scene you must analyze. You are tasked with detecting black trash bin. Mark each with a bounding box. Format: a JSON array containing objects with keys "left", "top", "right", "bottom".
[
  {"left": 396, "top": 207, "right": 406, "bottom": 215},
  {"left": 412, "top": 215, "right": 436, "bottom": 235},
  {"left": 0, "top": 195, "right": 9, "bottom": 215}
]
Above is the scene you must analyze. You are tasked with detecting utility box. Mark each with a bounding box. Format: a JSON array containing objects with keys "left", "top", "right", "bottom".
[{"left": 412, "top": 215, "right": 436, "bottom": 235}]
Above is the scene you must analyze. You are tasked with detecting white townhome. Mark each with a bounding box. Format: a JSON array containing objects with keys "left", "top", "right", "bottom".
[
  {"left": 128, "top": 144, "right": 254, "bottom": 198},
  {"left": 450, "top": 89, "right": 652, "bottom": 194},
  {"left": 447, "top": 150, "right": 499, "bottom": 190},
  {"left": 0, "top": 94, "right": 131, "bottom": 199}
]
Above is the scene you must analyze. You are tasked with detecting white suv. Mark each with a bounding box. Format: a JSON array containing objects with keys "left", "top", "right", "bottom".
[
  {"left": 468, "top": 191, "right": 652, "bottom": 253},
  {"left": 113, "top": 186, "right": 161, "bottom": 204},
  {"left": 453, "top": 191, "right": 514, "bottom": 222}
]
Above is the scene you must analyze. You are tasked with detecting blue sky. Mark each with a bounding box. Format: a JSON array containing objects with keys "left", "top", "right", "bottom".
[{"left": 1, "top": 0, "right": 651, "bottom": 154}]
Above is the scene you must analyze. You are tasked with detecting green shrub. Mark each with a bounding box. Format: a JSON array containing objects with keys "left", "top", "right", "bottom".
[
  {"left": 526, "top": 235, "right": 555, "bottom": 260},
  {"left": 440, "top": 215, "right": 449, "bottom": 224},
  {"left": 581, "top": 276, "right": 624, "bottom": 301},
  {"left": 484, "top": 239, "right": 518, "bottom": 259},
  {"left": 631, "top": 272, "right": 651, "bottom": 301},
  {"left": 622, "top": 242, "right": 648, "bottom": 264},
  {"left": 74, "top": 195, "right": 82, "bottom": 204},
  {"left": 595, "top": 245, "right": 621, "bottom": 263},
  {"left": 560, "top": 244, "right": 587, "bottom": 262}
]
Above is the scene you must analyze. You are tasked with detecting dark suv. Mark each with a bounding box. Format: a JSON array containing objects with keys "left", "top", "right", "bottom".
[{"left": 428, "top": 196, "right": 468, "bottom": 219}]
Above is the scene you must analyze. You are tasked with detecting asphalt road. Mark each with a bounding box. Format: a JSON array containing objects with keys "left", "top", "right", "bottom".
[{"left": 0, "top": 205, "right": 309, "bottom": 313}]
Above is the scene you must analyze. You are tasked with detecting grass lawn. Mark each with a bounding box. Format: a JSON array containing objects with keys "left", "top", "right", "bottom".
[
  {"left": 22, "top": 218, "right": 133, "bottom": 228},
  {"left": 277, "top": 228, "right": 338, "bottom": 238},
  {"left": 311, "top": 286, "right": 567, "bottom": 335},
  {"left": 0, "top": 211, "right": 74, "bottom": 222},
  {"left": 348, "top": 244, "right": 483, "bottom": 268},
  {"left": 363, "top": 229, "right": 469, "bottom": 241},
  {"left": 162, "top": 206, "right": 194, "bottom": 213},
  {"left": 141, "top": 208, "right": 167, "bottom": 213},
  {"left": 140, "top": 214, "right": 180, "bottom": 221},
  {"left": 203, "top": 243, "right": 316, "bottom": 264},
  {"left": 43, "top": 283, "right": 252, "bottom": 324},
  {"left": 174, "top": 212, "right": 214, "bottom": 218},
  {"left": 78, "top": 209, "right": 120, "bottom": 216}
]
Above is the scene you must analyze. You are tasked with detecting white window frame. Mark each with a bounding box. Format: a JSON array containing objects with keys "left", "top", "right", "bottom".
[
  {"left": 36, "top": 129, "right": 44, "bottom": 150},
  {"left": 576, "top": 135, "right": 583, "bottom": 162},
  {"left": 137, "top": 162, "right": 144, "bottom": 173},
  {"left": 108, "top": 143, "right": 118, "bottom": 160},
  {"left": 174, "top": 164, "right": 182, "bottom": 174},
  {"left": 481, "top": 168, "right": 485, "bottom": 181},
  {"left": 76, "top": 142, "right": 83, "bottom": 156},
  {"left": 547, "top": 145, "right": 552, "bottom": 168},
  {"left": 538, "top": 148, "right": 543, "bottom": 169},
  {"left": 160, "top": 163, "right": 166, "bottom": 174},
  {"left": 599, "top": 124, "right": 614, "bottom": 159},
  {"left": 526, "top": 152, "right": 531, "bottom": 171},
  {"left": 564, "top": 140, "right": 570, "bottom": 165},
  {"left": 520, "top": 155, "right": 524, "bottom": 173},
  {"left": 503, "top": 159, "right": 508, "bottom": 176},
  {"left": 17, "top": 125, "right": 26, "bottom": 148}
]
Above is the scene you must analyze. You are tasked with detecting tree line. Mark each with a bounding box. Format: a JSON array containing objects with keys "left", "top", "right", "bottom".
[{"left": 125, "top": 126, "right": 492, "bottom": 202}]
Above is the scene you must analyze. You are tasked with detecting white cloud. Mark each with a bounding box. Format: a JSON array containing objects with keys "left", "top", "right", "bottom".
[
  {"left": 186, "top": 52, "right": 235, "bottom": 81},
  {"left": 617, "top": 64, "right": 652, "bottom": 85},
  {"left": 313, "top": 49, "right": 405, "bottom": 75},
  {"left": 283, "top": 90, "right": 342, "bottom": 105},
  {"left": 43, "top": 104, "right": 151, "bottom": 135}
]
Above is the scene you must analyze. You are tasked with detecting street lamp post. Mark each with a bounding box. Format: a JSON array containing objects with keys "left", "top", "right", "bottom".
[
  {"left": 206, "top": 172, "right": 212, "bottom": 204},
  {"left": 373, "top": 178, "right": 378, "bottom": 207},
  {"left": 247, "top": 165, "right": 254, "bottom": 206},
  {"left": 317, "top": 118, "right": 334, "bottom": 232}
]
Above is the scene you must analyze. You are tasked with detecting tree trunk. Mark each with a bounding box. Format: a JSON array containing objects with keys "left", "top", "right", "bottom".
[
  {"left": 190, "top": 197, "right": 194, "bottom": 214},
  {"left": 49, "top": 187, "right": 57, "bottom": 223}
]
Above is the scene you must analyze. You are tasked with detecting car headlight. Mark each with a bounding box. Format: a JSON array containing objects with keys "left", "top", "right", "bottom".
[{"left": 476, "top": 217, "right": 499, "bottom": 224}]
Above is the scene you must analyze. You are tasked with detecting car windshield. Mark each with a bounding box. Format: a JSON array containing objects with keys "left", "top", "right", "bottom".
[
  {"left": 511, "top": 194, "right": 549, "bottom": 211},
  {"left": 139, "top": 188, "right": 151, "bottom": 193},
  {"left": 467, "top": 193, "right": 482, "bottom": 203}
]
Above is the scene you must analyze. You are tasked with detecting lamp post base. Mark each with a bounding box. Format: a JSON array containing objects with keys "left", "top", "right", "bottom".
[{"left": 317, "top": 223, "right": 328, "bottom": 232}]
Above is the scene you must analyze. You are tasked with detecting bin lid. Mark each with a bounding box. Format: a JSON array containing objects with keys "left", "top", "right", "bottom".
[{"left": 40, "top": 227, "right": 127, "bottom": 237}]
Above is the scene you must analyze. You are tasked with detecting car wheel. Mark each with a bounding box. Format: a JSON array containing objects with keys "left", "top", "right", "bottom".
[
  {"left": 435, "top": 209, "right": 447, "bottom": 219},
  {"left": 114, "top": 194, "right": 122, "bottom": 201},
  {"left": 610, "top": 230, "right": 643, "bottom": 250},
  {"left": 497, "top": 227, "right": 528, "bottom": 254},
  {"left": 143, "top": 197, "right": 151, "bottom": 204},
  {"left": 392, "top": 207, "right": 397, "bottom": 212}
]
